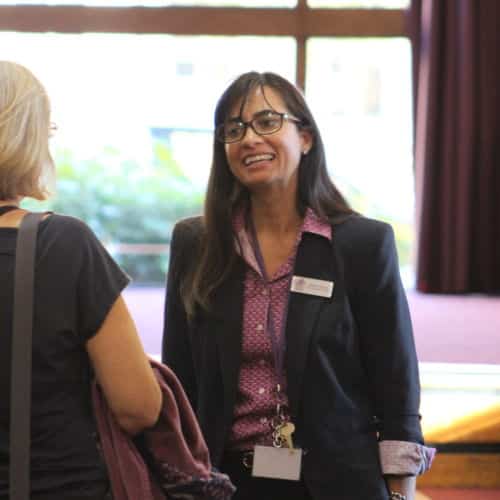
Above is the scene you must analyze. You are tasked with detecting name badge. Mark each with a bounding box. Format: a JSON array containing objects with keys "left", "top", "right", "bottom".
[
  {"left": 252, "top": 445, "right": 302, "bottom": 481},
  {"left": 291, "top": 275, "right": 334, "bottom": 298}
]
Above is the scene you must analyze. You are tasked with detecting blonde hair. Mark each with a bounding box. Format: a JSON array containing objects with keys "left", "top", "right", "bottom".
[{"left": 0, "top": 61, "right": 55, "bottom": 200}]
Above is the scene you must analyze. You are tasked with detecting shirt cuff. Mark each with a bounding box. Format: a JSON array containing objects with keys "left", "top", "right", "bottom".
[{"left": 379, "top": 440, "right": 436, "bottom": 476}]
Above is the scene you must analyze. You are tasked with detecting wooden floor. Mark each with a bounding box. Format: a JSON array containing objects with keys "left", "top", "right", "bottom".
[{"left": 419, "top": 488, "right": 500, "bottom": 499}]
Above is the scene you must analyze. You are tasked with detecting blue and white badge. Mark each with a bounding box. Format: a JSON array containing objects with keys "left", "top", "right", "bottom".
[{"left": 290, "top": 275, "right": 334, "bottom": 298}]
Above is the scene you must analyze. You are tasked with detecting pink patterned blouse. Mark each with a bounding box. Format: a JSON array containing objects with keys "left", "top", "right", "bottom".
[
  {"left": 228, "top": 208, "right": 330, "bottom": 451},
  {"left": 227, "top": 208, "right": 435, "bottom": 476}
]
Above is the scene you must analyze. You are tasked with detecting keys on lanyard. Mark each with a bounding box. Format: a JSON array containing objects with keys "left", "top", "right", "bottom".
[
  {"left": 271, "top": 401, "right": 296, "bottom": 449},
  {"left": 280, "top": 422, "right": 296, "bottom": 449},
  {"left": 272, "top": 420, "right": 296, "bottom": 449},
  {"left": 253, "top": 399, "right": 302, "bottom": 482}
]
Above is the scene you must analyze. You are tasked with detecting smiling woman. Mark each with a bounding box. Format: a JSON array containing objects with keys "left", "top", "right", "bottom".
[
  {"left": 222, "top": 86, "right": 312, "bottom": 194},
  {"left": 162, "top": 71, "right": 434, "bottom": 500}
]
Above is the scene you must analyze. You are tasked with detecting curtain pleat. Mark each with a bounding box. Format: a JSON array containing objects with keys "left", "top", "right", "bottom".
[{"left": 409, "top": 0, "right": 500, "bottom": 293}]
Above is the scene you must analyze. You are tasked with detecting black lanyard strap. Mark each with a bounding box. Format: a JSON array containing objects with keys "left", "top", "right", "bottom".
[{"left": 0, "top": 205, "right": 19, "bottom": 217}]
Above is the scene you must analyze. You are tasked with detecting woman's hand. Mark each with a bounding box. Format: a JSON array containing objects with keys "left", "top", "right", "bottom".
[{"left": 386, "top": 475, "right": 416, "bottom": 500}]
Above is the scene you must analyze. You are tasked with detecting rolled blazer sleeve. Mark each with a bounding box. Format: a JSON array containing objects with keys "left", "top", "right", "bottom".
[
  {"left": 350, "top": 220, "right": 422, "bottom": 442},
  {"left": 344, "top": 219, "right": 435, "bottom": 474},
  {"left": 162, "top": 218, "right": 200, "bottom": 410}
]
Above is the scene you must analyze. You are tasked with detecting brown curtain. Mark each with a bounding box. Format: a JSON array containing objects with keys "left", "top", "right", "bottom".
[{"left": 408, "top": 0, "right": 500, "bottom": 293}]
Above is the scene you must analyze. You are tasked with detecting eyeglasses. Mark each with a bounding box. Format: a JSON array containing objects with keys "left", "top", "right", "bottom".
[
  {"left": 215, "top": 110, "right": 302, "bottom": 144},
  {"left": 49, "top": 122, "right": 58, "bottom": 138}
]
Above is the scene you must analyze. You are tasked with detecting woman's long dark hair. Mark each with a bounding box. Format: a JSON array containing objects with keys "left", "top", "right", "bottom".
[{"left": 181, "top": 71, "right": 355, "bottom": 318}]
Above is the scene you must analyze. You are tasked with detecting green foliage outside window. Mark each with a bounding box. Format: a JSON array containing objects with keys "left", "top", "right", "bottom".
[
  {"left": 23, "top": 142, "right": 412, "bottom": 285},
  {"left": 23, "top": 143, "right": 204, "bottom": 284},
  {"left": 343, "top": 183, "right": 414, "bottom": 271}
]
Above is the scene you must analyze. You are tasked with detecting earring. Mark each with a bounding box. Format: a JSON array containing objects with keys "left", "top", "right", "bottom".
[{"left": 302, "top": 149, "right": 309, "bottom": 155}]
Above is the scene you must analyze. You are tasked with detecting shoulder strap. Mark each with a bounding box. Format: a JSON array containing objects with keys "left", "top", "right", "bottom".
[
  {"left": 10, "top": 212, "right": 44, "bottom": 500},
  {"left": 0, "top": 206, "right": 19, "bottom": 217}
]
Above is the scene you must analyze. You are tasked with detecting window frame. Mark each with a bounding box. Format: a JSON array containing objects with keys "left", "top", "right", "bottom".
[{"left": 0, "top": 1, "right": 406, "bottom": 88}]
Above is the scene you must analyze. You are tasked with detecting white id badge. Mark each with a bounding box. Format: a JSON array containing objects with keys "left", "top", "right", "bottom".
[
  {"left": 290, "top": 275, "right": 334, "bottom": 298},
  {"left": 251, "top": 445, "right": 302, "bottom": 481}
]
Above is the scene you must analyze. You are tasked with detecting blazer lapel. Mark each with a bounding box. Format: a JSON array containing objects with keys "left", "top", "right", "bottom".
[
  {"left": 285, "top": 233, "right": 337, "bottom": 419},
  {"left": 212, "top": 259, "right": 246, "bottom": 428}
]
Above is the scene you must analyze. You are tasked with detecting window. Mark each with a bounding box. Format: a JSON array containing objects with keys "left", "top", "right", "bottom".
[
  {"left": 306, "top": 37, "right": 414, "bottom": 283},
  {"left": 0, "top": 3, "right": 409, "bottom": 349},
  {"left": 308, "top": 0, "right": 409, "bottom": 7},
  {"left": 0, "top": 0, "right": 296, "bottom": 5},
  {"left": 4, "top": 31, "right": 295, "bottom": 285},
  {"left": 2, "top": 0, "right": 493, "bottom": 449}
]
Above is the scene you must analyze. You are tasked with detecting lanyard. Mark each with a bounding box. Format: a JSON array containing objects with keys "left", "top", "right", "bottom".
[{"left": 248, "top": 219, "right": 295, "bottom": 391}]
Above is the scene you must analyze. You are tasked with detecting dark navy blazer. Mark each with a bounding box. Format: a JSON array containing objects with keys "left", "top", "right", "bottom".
[{"left": 162, "top": 215, "right": 424, "bottom": 500}]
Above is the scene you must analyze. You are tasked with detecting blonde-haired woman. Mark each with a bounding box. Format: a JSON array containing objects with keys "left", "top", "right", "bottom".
[{"left": 0, "top": 61, "right": 161, "bottom": 499}]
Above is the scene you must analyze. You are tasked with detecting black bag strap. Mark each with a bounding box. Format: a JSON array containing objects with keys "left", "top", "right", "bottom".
[
  {"left": 0, "top": 206, "right": 19, "bottom": 217},
  {"left": 10, "top": 212, "right": 45, "bottom": 500}
]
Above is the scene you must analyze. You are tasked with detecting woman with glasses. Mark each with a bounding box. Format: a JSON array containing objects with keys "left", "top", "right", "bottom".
[
  {"left": 162, "top": 71, "right": 434, "bottom": 500},
  {"left": 0, "top": 61, "right": 161, "bottom": 499}
]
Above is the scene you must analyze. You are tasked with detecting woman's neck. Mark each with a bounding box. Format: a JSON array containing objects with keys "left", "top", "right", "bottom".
[{"left": 250, "top": 191, "right": 302, "bottom": 237}]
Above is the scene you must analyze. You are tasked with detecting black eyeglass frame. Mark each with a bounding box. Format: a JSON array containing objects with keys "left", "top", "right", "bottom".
[{"left": 215, "top": 111, "right": 302, "bottom": 144}]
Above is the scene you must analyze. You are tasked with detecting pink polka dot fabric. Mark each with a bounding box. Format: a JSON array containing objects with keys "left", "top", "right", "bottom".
[{"left": 228, "top": 209, "right": 331, "bottom": 450}]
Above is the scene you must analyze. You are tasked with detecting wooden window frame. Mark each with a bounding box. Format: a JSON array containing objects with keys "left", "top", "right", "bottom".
[{"left": 0, "top": 1, "right": 406, "bottom": 88}]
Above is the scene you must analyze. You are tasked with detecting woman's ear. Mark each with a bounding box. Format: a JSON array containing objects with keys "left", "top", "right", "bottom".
[{"left": 300, "top": 129, "right": 313, "bottom": 155}]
